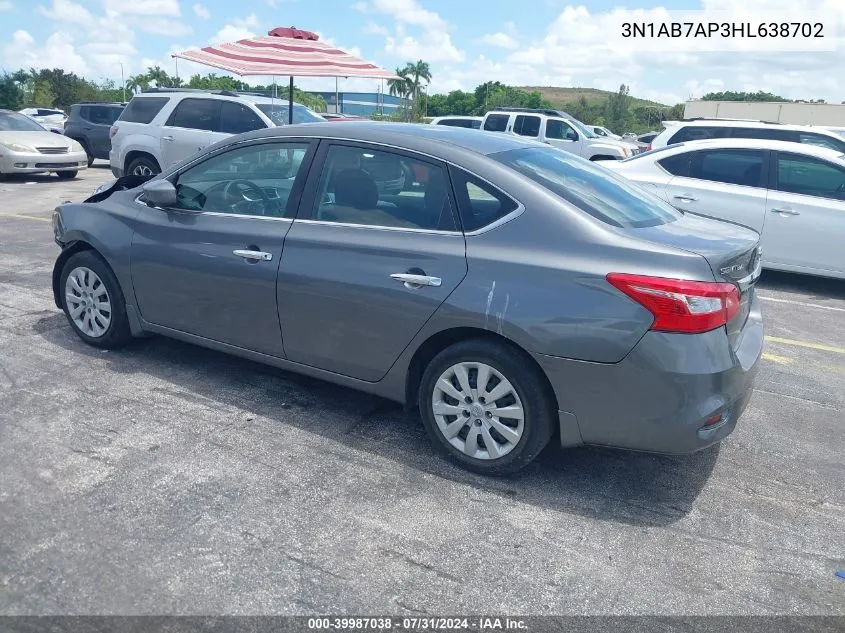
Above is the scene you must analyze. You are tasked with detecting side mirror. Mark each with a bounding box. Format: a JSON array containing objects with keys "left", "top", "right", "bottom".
[{"left": 141, "top": 179, "right": 177, "bottom": 208}]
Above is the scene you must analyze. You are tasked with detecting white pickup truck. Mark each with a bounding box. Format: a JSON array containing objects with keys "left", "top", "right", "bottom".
[{"left": 481, "top": 108, "right": 640, "bottom": 161}]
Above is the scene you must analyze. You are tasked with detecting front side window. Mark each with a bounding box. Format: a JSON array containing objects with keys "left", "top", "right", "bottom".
[
  {"left": 166, "top": 98, "right": 219, "bottom": 131},
  {"left": 256, "top": 103, "right": 324, "bottom": 125},
  {"left": 219, "top": 102, "right": 267, "bottom": 134},
  {"left": 483, "top": 114, "right": 509, "bottom": 132},
  {"left": 492, "top": 146, "right": 680, "bottom": 228},
  {"left": 311, "top": 145, "right": 456, "bottom": 231},
  {"left": 172, "top": 142, "right": 310, "bottom": 216},
  {"left": 546, "top": 119, "right": 577, "bottom": 141},
  {"left": 119, "top": 97, "right": 169, "bottom": 124},
  {"left": 776, "top": 153, "right": 845, "bottom": 200},
  {"left": 798, "top": 133, "right": 845, "bottom": 153},
  {"left": 687, "top": 149, "right": 765, "bottom": 187},
  {"left": 513, "top": 115, "right": 541, "bottom": 138}
]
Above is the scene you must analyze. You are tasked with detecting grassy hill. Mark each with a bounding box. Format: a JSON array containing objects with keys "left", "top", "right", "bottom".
[{"left": 519, "top": 86, "right": 668, "bottom": 109}]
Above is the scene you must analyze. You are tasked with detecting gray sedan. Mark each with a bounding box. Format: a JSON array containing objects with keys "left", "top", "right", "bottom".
[{"left": 51, "top": 122, "right": 764, "bottom": 474}]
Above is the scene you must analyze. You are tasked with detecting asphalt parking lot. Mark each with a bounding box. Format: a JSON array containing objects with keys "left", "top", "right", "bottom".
[{"left": 0, "top": 166, "right": 843, "bottom": 616}]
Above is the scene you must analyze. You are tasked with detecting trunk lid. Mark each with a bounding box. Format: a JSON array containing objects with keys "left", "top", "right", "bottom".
[{"left": 629, "top": 213, "right": 762, "bottom": 344}]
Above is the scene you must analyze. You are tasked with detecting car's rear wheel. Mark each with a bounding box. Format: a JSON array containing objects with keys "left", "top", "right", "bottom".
[
  {"left": 57, "top": 170, "right": 78, "bottom": 179},
  {"left": 60, "top": 251, "right": 132, "bottom": 349},
  {"left": 127, "top": 156, "right": 160, "bottom": 177},
  {"left": 418, "top": 339, "right": 555, "bottom": 475}
]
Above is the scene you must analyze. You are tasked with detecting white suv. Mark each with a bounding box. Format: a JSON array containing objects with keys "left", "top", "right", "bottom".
[
  {"left": 648, "top": 118, "right": 845, "bottom": 154},
  {"left": 109, "top": 90, "right": 325, "bottom": 177},
  {"left": 481, "top": 109, "right": 639, "bottom": 161}
]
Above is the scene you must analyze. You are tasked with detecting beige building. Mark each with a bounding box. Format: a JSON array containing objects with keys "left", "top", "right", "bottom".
[{"left": 684, "top": 100, "right": 845, "bottom": 126}]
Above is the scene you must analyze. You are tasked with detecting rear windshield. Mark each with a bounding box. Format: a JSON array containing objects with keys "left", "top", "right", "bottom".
[
  {"left": 492, "top": 147, "right": 680, "bottom": 228},
  {"left": 257, "top": 104, "right": 324, "bottom": 125},
  {"left": 119, "top": 97, "right": 170, "bottom": 124}
]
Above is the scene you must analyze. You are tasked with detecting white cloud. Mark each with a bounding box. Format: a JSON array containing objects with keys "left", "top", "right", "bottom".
[
  {"left": 479, "top": 32, "right": 518, "bottom": 50},
  {"left": 102, "top": 0, "right": 180, "bottom": 16},
  {"left": 139, "top": 18, "right": 192, "bottom": 37},
  {"left": 211, "top": 14, "right": 261, "bottom": 45},
  {"left": 363, "top": 21, "right": 388, "bottom": 36},
  {"left": 192, "top": 3, "right": 209, "bottom": 19},
  {"left": 38, "top": 0, "right": 92, "bottom": 23},
  {"left": 361, "top": 0, "right": 464, "bottom": 63},
  {"left": 3, "top": 30, "right": 90, "bottom": 75},
  {"left": 0, "top": 1, "right": 12, "bottom": 10}
]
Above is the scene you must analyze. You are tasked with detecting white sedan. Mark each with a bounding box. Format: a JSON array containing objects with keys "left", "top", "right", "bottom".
[{"left": 603, "top": 138, "right": 845, "bottom": 279}]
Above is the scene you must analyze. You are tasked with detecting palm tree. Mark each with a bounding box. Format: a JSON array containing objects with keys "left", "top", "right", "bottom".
[
  {"left": 406, "top": 60, "right": 432, "bottom": 103},
  {"left": 387, "top": 67, "right": 413, "bottom": 120}
]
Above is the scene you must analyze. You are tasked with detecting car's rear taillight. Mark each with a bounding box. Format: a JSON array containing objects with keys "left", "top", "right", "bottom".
[
  {"left": 606, "top": 273, "right": 740, "bottom": 334},
  {"left": 109, "top": 125, "right": 117, "bottom": 139},
  {"left": 645, "top": 143, "right": 652, "bottom": 152}
]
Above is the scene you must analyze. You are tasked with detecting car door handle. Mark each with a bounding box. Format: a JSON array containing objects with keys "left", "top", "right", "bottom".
[
  {"left": 233, "top": 249, "right": 273, "bottom": 261},
  {"left": 673, "top": 194, "right": 697, "bottom": 202},
  {"left": 162, "top": 135, "right": 174, "bottom": 142},
  {"left": 770, "top": 207, "right": 800, "bottom": 216},
  {"left": 390, "top": 273, "right": 441, "bottom": 288}
]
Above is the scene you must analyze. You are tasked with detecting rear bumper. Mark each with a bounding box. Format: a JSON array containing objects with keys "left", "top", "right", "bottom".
[{"left": 537, "top": 293, "right": 764, "bottom": 454}]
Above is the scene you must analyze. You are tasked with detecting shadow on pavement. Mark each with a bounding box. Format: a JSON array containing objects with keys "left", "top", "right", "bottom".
[
  {"left": 757, "top": 270, "right": 845, "bottom": 301},
  {"left": 38, "top": 311, "right": 718, "bottom": 529}
]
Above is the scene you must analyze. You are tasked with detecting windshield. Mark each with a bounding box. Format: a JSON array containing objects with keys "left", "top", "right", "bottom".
[
  {"left": 492, "top": 147, "right": 680, "bottom": 228},
  {"left": 567, "top": 118, "right": 597, "bottom": 138},
  {"left": 0, "top": 112, "right": 49, "bottom": 132},
  {"left": 257, "top": 103, "right": 325, "bottom": 125}
]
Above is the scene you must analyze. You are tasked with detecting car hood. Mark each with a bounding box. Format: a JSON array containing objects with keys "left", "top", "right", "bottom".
[{"left": 0, "top": 131, "right": 74, "bottom": 148}]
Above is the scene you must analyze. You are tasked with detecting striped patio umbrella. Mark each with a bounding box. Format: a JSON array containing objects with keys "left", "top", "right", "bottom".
[{"left": 173, "top": 27, "right": 400, "bottom": 123}]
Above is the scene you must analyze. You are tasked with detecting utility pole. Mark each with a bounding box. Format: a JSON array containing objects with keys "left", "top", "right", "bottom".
[{"left": 120, "top": 62, "right": 125, "bottom": 102}]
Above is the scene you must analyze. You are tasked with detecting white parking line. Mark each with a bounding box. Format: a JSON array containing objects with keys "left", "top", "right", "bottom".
[{"left": 758, "top": 295, "right": 845, "bottom": 313}]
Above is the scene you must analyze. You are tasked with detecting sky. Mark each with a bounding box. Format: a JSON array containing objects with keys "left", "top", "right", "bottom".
[{"left": 1, "top": 0, "right": 844, "bottom": 105}]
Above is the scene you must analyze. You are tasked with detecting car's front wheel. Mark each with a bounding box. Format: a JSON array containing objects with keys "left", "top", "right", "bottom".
[
  {"left": 419, "top": 339, "right": 556, "bottom": 475},
  {"left": 59, "top": 251, "right": 132, "bottom": 349}
]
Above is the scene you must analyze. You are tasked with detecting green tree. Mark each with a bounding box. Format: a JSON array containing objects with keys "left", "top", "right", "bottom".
[
  {"left": 29, "top": 80, "right": 56, "bottom": 108},
  {"left": 702, "top": 90, "right": 788, "bottom": 102},
  {"left": 387, "top": 67, "right": 414, "bottom": 120},
  {"left": 604, "top": 84, "right": 632, "bottom": 133},
  {"left": 0, "top": 73, "right": 24, "bottom": 110}
]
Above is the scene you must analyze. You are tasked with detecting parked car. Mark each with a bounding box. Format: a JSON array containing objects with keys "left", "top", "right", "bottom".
[
  {"left": 52, "top": 122, "right": 763, "bottom": 474},
  {"left": 637, "top": 132, "right": 659, "bottom": 145},
  {"left": 321, "top": 113, "right": 365, "bottom": 122},
  {"left": 648, "top": 118, "right": 845, "bottom": 154},
  {"left": 64, "top": 102, "right": 125, "bottom": 166},
  {"left": 19, "top": 107, "right": 67, "bottom": 133},
  {"left": 0, "top": 109, "right": 87, "bottom": 178},
  {"left": 430, "top": 116, "right": 483, "bottom": 129},
  {"left": 481, "top": 109, "right": 640, "bottom": 160},
  {"left": 109, "top": 89, "right": 325, "bottom": 177},
  {"left": 602, "top": 138, "right": 845, "bottom": 279},
  {"left": 591, "top": 125, "right": 621, "bottom": 140}
]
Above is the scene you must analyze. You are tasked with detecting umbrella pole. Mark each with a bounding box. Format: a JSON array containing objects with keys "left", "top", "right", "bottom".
[
  {"left": 335, "top": 77, "right": 339, "bottom": 115},
  {"left": 289, "top": 76, "right": 294, "bottom": 124}
]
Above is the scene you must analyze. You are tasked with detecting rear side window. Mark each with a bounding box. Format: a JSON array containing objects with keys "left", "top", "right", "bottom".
[
  {"left": 667, "top": 125, "right": 730, "bottom": 145},
  {"left": 119, "top": 97, "right": 169, "bottom": 124},
  {"left": 483, "top": 114, "right": 509, "bottom": 132},
  {"left": 513, "top": 115, "right": 541, "bottom": 137},
  {"left": 166, "top": 98, "right": 219, "bottom": 131},
  {"left": 658, "top": 152, "right": 692, "bottom": 176},
  {"left": 87, "top": 106, "right": 123, "bottom": 125},
  {"left": 449, "top": 167, "right": 519, "bottom": 232},
  {"left": 219, "top": 101, "right": 267, "bottom": 134},
  {"left": 729, "top": 127, "right": 792, "bottom": 141},
  {"left": 688, "top": 149, "right": 765, "bottom": 187},
  {"left": 492, "top": 147, "right": 680, "bottom": 228}
]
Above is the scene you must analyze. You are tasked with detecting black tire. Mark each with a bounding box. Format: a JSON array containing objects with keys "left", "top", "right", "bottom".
[
  {"left": 57, "top": 170, "right": 78, "bottom": 179},
  {"left": 126, "top": 155, "right": 160, "bottom": 177},
  {"left": 59, "top": 250, "right": 132, "bottom": 349},
  {"left": 418, "top": 339, "right": 556, "bottom": 475},
  {"left": 78, "top": 140, "right": 94, "bottom": 167}
]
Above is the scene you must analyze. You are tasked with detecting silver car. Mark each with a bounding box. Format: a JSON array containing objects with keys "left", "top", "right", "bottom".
[
  {"left": 52, "top": 123, "right": 764, "bottom": 474},
  {"left": 603, "top": 138, "right": 845, "bottom": 279},
  {"left": 0, "top": 110, "right": 88, "bottom": 178}
]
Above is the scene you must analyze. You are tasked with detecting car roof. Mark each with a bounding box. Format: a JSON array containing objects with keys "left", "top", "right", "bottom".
[
  {"left": 130, "top": 91, "right": 307, "bottom": 107},
  {"left": 670, "top": 119, "right": 842, "bottom": 138},
  {"left": 432, "top": 115, "right": 483, "bottom": 120},
  {"left": 645, "top": 137, "right": 845, "bottom": 161},
  {"left": 235, "top": 121, "right": 540, "bottom": 157}
]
